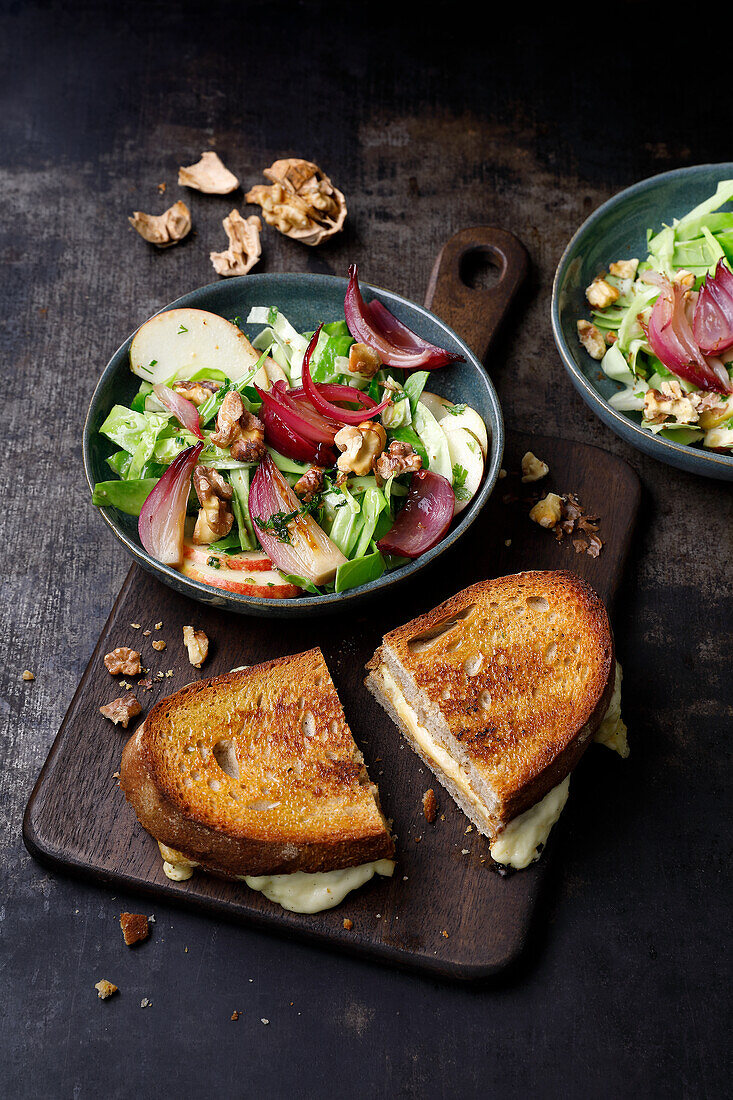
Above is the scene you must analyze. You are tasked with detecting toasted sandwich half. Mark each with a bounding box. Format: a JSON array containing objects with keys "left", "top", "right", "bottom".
[
  {"left": 120, "top": 648, "right": 394, "bottom": 911},
  {"left": 366, "top": 571, "right": 623, "bottom": 869}
]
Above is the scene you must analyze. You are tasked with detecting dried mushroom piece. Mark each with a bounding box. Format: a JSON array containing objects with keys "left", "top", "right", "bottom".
[
  {"left": 128, "top": 201, "right": 191, "bottom": 248},
  {"left": 246, "top": 158, "right": 346, "bottom": 245},
  {"left": 210, "top": 210, "right": 262, "bottom": 277},
  {"left": 178, "top": 151, "right": 239, "bottom": 194}
]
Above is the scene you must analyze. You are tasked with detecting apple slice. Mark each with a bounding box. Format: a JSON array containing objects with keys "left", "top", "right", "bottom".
[
  {"left": 420, "top": 392, "right": 489, "bottom": 459},
  {"left": 182, "top": 539, "right": 273, "bottom": 572},
  {"left": 181, "top": 558, "right": 301, "bottom": 597},
  {"left": 130, "top": 308, "right": 283, "bottom": 388},
  {"left": 439, "top": 423, "right": 484, "bottom": 515}
]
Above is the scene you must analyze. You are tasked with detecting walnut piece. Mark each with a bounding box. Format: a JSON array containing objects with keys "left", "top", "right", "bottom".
[
  {"left": 172, "top": 379, "right": 221, "bottom": 406},
  {"left": 577, "top": 320, "right": 606, "bottom": 360},
  {"left": 22, "top": 670, "right": 35, "bottom": 681},
  {"left": 95, "top": 980, "right": 118, "bottom": 1000},
  {"left": 128, "top": 201, "right": 191, "bottom": 248},
  {"left": 643, "top": 380, "right": 699, "bottom": 426},
  {"left": 192, "top": 465, "right": 234, "bottom": 545},
  {"left": 422, "top": 788, "right": 438, "bottom": 823},
  {"left": 294, "top": 465, "right": 325, "bottom": 502},
  {"left": 348, "top": 342, "right": 381, "bottom": 379},
  {"left": 529, "top": 493, "right": 563, "bottom": 529},
  {"left": 210, "top": 392, "right": 266, "bottom": 462},
  {"left": 374, "top": 440, "right": 422, "bottom": 482},
  {"left": 151, "top": 639, "right": 166, "bottom": 651},
  {"left": 609, "top": 258, "right": 639, "bottom": 280},
  {"left": 245, "top": 158, "right": 347, "bottom": 246},
  {"left": 210, "top": 210, "right": 262, "bottom": 277},
  {"left": 100, "top": 693, "right": 142, "bottom": 729},
  {"left": 673, "top": 268, "right": 695, "bottom": 290},
  {"left": 183, "top": 625, "right": 209, "bottom": 668},
  {"left": 521, "top": 451, "right": 549, "bottom": 483},
  {"left": 178, "top": 151, "right": 239, "bottom": 194},
  {"left": 120, "top": 912, "right": 149, "bottom": 946},
  {"left": 334, "top": 421, "right": 387, "bottom": 476},
  {"left": 104, "top": 647, "right": 141, "bottom": 676},
  {"left": 342, "top": 918, "right": 354, "bottom": 931},
  {"left": 585, "top": 275, "right": 620, "bottom": 309}
]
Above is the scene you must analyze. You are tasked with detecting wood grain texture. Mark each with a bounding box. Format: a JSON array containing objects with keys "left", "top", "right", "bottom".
[
  {"left": 24, "top": 430, "right": 639, "bottom": 979},
  {"left": 3, "top": 3, "right": 732, "bottom": 1096}
]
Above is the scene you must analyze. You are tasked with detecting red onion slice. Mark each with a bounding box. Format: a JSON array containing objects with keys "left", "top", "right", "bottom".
[
  {"left": 693, "top": 259, "right": 733, "bottom": 355},
  {"left": 138, "top": 442, "right": 203, "bottom": 566},
  {"left": 249, "top": 455, "right": 346, "bottom": 585},
  {"left": 302, "top": 325, "right": 392, "bottom": 425},
  {"left": 377, "top": 470, "right": 455, "bottom": 559},
  {"left": 259, "top": 402, "right": 336, "bottom": 465},
  {"left": 153, "top": 384, "right": 203, "bottom": 439},
  {"left": 644, "top": 274, "right": 732, "bottom": 393},
  {"left": 256, "top": 382, "right": 338, "bottom": 445},
  {"left": 289, "top": 384, "right": 378, "bottom": 409},
  {"left": 344, "top": 264, "right": 463, "bottom": 370}
]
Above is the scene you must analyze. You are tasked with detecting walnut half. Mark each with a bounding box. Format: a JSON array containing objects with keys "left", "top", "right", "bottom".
[
  {"left": 246, "top": 158, "right": 347, "bottom": 246},
  {"left": 334, "top": 422, "right": 386, "bottom": 476},
  {"left": 104, "top": 647, "right": 141, "bottom": 676},
  {"left": 210, "top": 210, "right": 262, "bottom": 277},
  {"left": 128, "top": 201, "right": 191, "bottom": 248},
  {"left": 374, "top": 440, "right": 422, "bottom": 482}
]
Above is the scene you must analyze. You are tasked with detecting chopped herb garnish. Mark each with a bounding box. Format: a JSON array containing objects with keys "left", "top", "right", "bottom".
[
  {"left": 230, "top": 316, "right": 243, "bottom": 327},
  {"left": 177, "top": 324, "right": 188, "bottom": 334},
  {"left": 149, "top": 359, "right": 158, "bottom": 367},
  {"left": 253, "top": 494, "right": 322, "bottom": 543},
  {"left": 447, "top": 403, "right": 467, "bottom": 416},
  {"left": 267, "top": 306, "right": 279, "bottom": 325},
  {"left": 206, "top": 556, "right": 222, "bottom": 569},
  {"left": 452, "top": 463, "right": 471, "bottom": 501}
]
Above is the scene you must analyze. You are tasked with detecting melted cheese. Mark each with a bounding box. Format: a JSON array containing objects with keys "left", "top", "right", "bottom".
[
  {"left": 244, "top": 860, "right": 395, "bottom": 913},
  {"left": 489, "top": 777, "right": 570, "bottom": 869},
  {"left": 594, "top": 662, "right": 628, "bottom": 757},
  {"left": 157, "top": 841, "right": 394, "bottom": 912}
]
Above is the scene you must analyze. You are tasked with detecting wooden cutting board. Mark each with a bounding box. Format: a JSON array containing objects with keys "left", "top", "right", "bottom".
[{"left": 24, "top": 232, "right": 641, "bottom": 979}]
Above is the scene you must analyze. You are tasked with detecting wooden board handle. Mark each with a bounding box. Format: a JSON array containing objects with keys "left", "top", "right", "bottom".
[{"left": 425, "top": 227, "right": 528, "bottom": 366}]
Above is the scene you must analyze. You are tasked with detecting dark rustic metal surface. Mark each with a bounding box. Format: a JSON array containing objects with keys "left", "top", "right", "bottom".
[{"left": 2, "top": 2, "right": 731, "bottom": 1097}]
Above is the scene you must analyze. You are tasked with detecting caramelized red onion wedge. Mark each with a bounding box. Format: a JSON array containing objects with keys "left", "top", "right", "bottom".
[
  {"left": 643, "top": 272, "right": 732, "bottom": 393},
  {"left": 693, "top": 258, "right": 733, "bottom": 355},
  {"left": 249, "top": 454, "right": 346, "bottom": 586},
  {"left": 152, "top": 383, "right": 203, "bottom": 439},
  {"left": 376, "top": 470, "right": 455, "bottom": 559},
  {"left": 344, "top": 264, "right": 463, "bottom": 370},
  {"left": 258, "top": 402, "right": 336, "bottom": 465},
  {"left": 302, "top": 324, "right": 392, "bottom": 424},
  {"left": 138, "top": 442, "right": 204, "bottom": 566},
  {"left": 256, "top": 381, "right": 337, "bottom": 444},
  {"left": 289, "top": 384, "right": 378, "bottom": 409}
]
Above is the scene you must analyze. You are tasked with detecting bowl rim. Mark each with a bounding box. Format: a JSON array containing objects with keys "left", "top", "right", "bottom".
[
  {"left": 551, "top": 162, "right": 733, "bottom": 475},
  {"left": 83, "top": 271, "right": 504, "bottom": 612}
]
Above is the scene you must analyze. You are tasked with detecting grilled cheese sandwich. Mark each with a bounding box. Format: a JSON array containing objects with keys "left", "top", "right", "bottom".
[{"left": 367, "top": 572, "right": 623, "bottom": 869}]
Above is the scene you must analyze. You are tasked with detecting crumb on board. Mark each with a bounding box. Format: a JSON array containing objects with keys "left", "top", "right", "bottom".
[
  {"left": 152, "top": 640, "right": 166, "bottom": 651},
  {"left": 95, "top": 979, "right": 118, "bottom": 1000},
  {"left": 261, "top": 1018, "right": 269, "bottom": 1026},
  {"left": 231, "top": 1011, "right": 240, "bottom": 1021},
  {"left": 120, "top": 912, "right": 150, "bottom": 946},
  {"left": 100, "top": 694, "right": 142, "bottom": 728},
  {"left": 140, "top": 998, "right": 152, "bottom": 1009},
  {"left": 155, "top": 621, "right": 163, "bottom": 629},
  {"left": 130, "top": 623, "right": 141, "bottom": 630},
  {"left": 342, "top": 918, "right": 353, "bottom": 931},
  {"left": 422, "top": 788, "right": 438, "bottom": 823},
  {"left": 441, "top": 930, "right": 449, "bottom": 938}
]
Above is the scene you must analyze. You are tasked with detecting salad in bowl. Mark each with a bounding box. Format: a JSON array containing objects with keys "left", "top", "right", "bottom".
[
  {"left": 576, "top": 180, "right": 733, "bottom": 453},
  {"left": 90, "top": 266, "right": 489, "bottom": 600}
]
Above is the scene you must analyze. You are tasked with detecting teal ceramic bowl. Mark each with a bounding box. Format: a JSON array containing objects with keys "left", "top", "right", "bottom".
[
  {"left": 552, "top": 164, "right": 733, "bottom": 481},
  {"left": 84, "top": 274, "right": 504, "bottom": 617}
]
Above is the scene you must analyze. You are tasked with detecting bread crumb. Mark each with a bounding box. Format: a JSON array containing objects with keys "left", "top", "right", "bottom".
[
  {"left": 504, "top": 539, "right": 512, "bottom": 547},
  {"left": 142, "top": 630, "right": 151, "bottom": 637},
  {"left": 342, "top": 918, "right": 353, "bottom": 931},
  {"left": 22, "top": 670, "right": 35, "bottom": 681},
  {"left": 120, "top": 912, "right": 149, "bottom": 946},
  {"left": 465, "top": 825, "right": 473, "bottom": 833},
  {"left": 414, "top": 835, "right": 421, "bottom": 843},
  {"left": 441, "top": 930, "right": 449, "bottom": 938},
  {"left": 261, "top": 1018, "right": 269, "bottom": 1025},
  {"left": 130, "top": 623, "right": 141, "bottom": 629},
  {"left": 461, "top": 849, "right": 469, "bottom": 855},
  {"left": 231, "top": 1011, "right": 240, "bottom": 1021},
  {"left": 422, "top": 788, "right": 438, "bottom": 823},
  {"left": 140, "top": 997, "right": 152, "bottom": 1008},
  {"left": 95, "top": 979, "right": 118, "bottom": 999},
  {"left": 157, "top": 182, "right": 166, "bottom": 194},
  {"left": 155, "top": 621, "right": 163, "bottom": 630}
]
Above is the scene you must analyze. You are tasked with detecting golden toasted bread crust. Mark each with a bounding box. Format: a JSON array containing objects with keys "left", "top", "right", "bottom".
[
  {"left": 367, "top": 572, "right": 614, "bottom": 828},
  {"left": 120, "top": 648, "right": 393, "bottom": 876}
]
